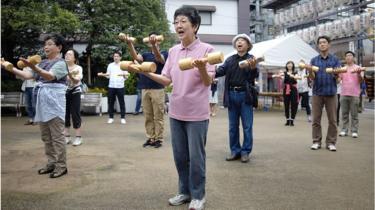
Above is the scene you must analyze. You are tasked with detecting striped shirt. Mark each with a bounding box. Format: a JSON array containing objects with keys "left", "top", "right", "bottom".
[{"left": 310, "top": 53, "right": 341, "bottom": 96}]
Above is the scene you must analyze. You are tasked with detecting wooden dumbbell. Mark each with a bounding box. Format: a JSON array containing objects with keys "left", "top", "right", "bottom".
[
  {"left": 143, "top": 35, "right": 164, "bottom": 43},
  {"left": 179, "top": 51, "right": 224, "bottom": 71},
  {"left": 326, "top": 67, "right": 347, "bottom": 74},
  {"left": 299, "top": 62, "right": 319, "bottom": 72},
  {"left": 120, "top": 61, "right": 156, "bottom": 73},
  {"left": 238, "top": 56, "right": 265, "bottom": 69},
  {"left": 1, "top": 58, "right": 14, "bottom": 72},
  {"left": 118, "top": 33, "right": 136, "bottom": 43},
  {"left": 351, "top": 67, "right": 366, "bottom": 73},
  {"left": 17, "top": 55, "right": 42, "bottom": 69}
]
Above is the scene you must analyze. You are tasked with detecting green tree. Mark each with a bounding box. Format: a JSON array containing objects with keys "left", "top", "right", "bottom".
[
  {"left": 1, "top": 0, "right": 80, "bottom": 91},
  {"left": 58, "top": 0, "right": 174, "bottom": 91},
  {"left": 1, "top": 0, "right": 80, "bottom": 61}
]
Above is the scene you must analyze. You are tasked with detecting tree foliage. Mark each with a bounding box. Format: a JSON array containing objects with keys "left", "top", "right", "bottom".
[{"left": 1, "top": 0, "right": 173, "bottom": 94}]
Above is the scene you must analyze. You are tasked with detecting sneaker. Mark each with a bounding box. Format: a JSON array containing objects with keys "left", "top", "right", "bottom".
[
  {"left": 188, "top": 198, "right": 206, "bottom": 210},
  {"left": 107, "top": 118, "right": 114, "bottom": 124},
  {"left": 120, "top": 118, "right": 126, "bottom": 124},
  {"left": 339, "top": 131, "right": 347, "bottom": 137},
  {"left": 65, "top": 136, "right": 71, "bottom": 144},
  {"left": 72, "top": 137, "right": 82, "bottom": 146},
  {"left": 352, "top": 133, "right": 358, "bottom": 138},
  {"left": 327, "top": 144, "right": 337, "bottom": 152},
  {"left": 24, "top": 120, "right": 34, "bottom": 125},
  {"left": 153, "top": 140, "right": 163, "bottom": 148},
  {"left": 143, "top": 139, "right": 155, "bottom": 147},
  {"left": 310, "top": 143, "right": 321, "bottom": 150},
  {"left": 168, "top": 194, "right": 191, "bottom": 206},
  {"left": 307, "top": 115, "right": 312, "bottom": 123}
]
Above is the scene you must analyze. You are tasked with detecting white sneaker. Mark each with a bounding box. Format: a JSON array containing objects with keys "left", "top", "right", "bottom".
[
  {"left": 307, "top": 115, "right": 312, "bottom": 122},
  {"left": 339, "top": 131, "right": 347, "bottom": 137},
  {"left": 310, "top": 143, "right": 321, "bottom": 150},
  {"left": 168, "top": 194, "right": 191, "bottom": 206},
  {"left": 189, "top": 198, "right": 206, "bottom": 210},
  {"left": 65, "top": 136, "right": 71, "bottom": 144},
  {"left": 327, "top": 144, "right": 337, "bottom": 151},
  {"left": 72, "top": 137, "right": 82, "bottom": 146},
  {"left": 120, "top": 118, "right": 126, "bottom": 124},
  {"left": 352, "top": 133, "right": 358, "bottom": 138},
  {"left": 107, "top": 118, "right": 114, "bottom": 124}
]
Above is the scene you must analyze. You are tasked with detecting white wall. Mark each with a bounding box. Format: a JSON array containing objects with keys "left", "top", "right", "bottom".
[
  {"left": 165, "top": 0, "right": 238, "bottom": 35},
  {"left": 211, "top": 44, "right": 234, "bottom": 56}
]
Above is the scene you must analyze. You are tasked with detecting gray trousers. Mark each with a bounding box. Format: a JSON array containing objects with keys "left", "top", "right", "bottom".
[
  {"left": 40, "top": 117, "right": 67, "bottom": 170},
  {"left": 170, "top": 118, "right": 209, "bottom": 200},
  {"left": 340, "top": 96, "right": 359, "bottom": 133}
]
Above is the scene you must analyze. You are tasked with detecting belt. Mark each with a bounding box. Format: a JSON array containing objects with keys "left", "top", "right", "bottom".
[{"left": 229, "top": 86, "right": 246, "bottom": 91}]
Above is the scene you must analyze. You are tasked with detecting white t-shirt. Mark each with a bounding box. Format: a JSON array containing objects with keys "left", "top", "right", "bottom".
[
  {"left": 106, "top": 62, "right": 127, "bottom": 88},
  {"left": 297, "top": 69, "right": 309, "bottom": 93}
]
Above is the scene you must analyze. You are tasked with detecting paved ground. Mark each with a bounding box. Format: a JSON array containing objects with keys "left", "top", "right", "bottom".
[{"left": 1, "top": 108, "right": 374, "bottom": 210}]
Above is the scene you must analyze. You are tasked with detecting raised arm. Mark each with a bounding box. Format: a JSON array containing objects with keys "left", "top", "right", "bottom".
[{"left": 149, "top": 35, "right": 165, "bottom": 64}]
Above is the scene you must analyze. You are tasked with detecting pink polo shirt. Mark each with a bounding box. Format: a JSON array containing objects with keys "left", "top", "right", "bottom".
[
  {"left": 162, "top": 38, "right": 215, "bottom": 121},
  {"left": 339, "top": 64, "right": 361, "bottom": 97}
]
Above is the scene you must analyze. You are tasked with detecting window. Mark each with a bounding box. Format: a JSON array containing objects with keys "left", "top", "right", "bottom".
[{"left": 199, "top": 11, "right": 212, "bottom": 25}]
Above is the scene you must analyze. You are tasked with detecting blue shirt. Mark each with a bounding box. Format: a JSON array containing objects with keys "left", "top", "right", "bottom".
[
  {"left": 137, "top": 51, "right": 168, "bottom": 89},
  {"left": 310, "top": 53, "right": 341, "bottom": 96}
]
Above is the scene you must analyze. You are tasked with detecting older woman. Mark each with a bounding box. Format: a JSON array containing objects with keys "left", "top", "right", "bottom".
[
  {"left": 215, "top": 34, "right": 259, "bottom": 163},
  {"left": 64, "top": 49, "right": 83, "bottom": 146},
  {"left": 132, "top": 6, "right": 214, "bottom": 210},
  {"left": 2, "top": 34, "right": 68, "bottom": 178}
]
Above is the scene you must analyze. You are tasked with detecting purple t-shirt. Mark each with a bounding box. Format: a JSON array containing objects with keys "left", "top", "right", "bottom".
[{"left": 162, "top": 38, "right": 215, "bottom": 121}]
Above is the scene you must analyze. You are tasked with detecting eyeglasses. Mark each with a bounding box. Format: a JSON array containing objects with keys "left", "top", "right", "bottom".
[{"left": 44, "top": 43, "right": 56, "bottom": 47}]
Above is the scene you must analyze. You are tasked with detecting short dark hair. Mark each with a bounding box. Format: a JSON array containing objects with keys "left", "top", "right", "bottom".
[
  {"left": 345, "top": 51, "right": 355, "bottom": 57},
  {"left": 316, "top": 36, "right": 331, "bottom": 44},
  {"left": 285, "top": 60, "right": 295, "bottom": 73},
  {"left": 113, "top": 51, "right": 122, "bottom": 57},
  {"left": 44, "top": 33, "right": 65, "bottom": 51},
  {"left": 65, "top": 48, "right": 79, "bottom": 64},
  {"left": 174, "top": 6, "right": 201, "bottom": 34},
  {"left": 148, "top": 31, "right": 158, "bottom": 37}
]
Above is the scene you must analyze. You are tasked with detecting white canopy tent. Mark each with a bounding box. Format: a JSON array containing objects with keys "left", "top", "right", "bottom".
[
  {"left": 222, "top": 34, "right": 319, "bottom": 92},
  {"left": 250, "top": 34, "right": 318, "bottom": 68},
  {"left": 224, "top": 34, "right": 318, "bottom": 68}
]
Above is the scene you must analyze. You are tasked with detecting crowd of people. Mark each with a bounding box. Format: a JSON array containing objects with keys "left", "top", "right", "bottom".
[{"left": 1, "top": 5, "right": 368, "bottom": 210}]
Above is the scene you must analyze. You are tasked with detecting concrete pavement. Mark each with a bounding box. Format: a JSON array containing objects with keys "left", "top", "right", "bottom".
[{"left": 1, "top": 108, "right": 374, "bottom": 210}]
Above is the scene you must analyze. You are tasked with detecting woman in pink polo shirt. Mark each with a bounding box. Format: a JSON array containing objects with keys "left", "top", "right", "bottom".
[
  {"left": 338, "top": 51, "right": 364, "bottom": 138},
  {"left": 138, "top": 5, "right": 214, "bottom": 210}
]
